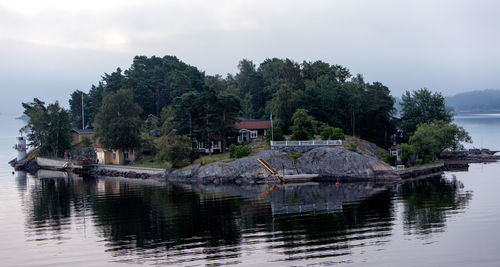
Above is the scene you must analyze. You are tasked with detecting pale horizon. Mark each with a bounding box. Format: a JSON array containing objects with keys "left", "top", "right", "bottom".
[{"left": 1, "top": 0, "right": 499, "bottom": 115}]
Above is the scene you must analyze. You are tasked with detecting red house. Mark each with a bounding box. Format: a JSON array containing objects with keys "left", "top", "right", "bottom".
[{"left": 235, "top": 120, "right": 271, "bottom": 143}]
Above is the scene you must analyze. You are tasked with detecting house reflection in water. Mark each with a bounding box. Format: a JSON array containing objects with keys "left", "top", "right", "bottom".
[{"left": 96, "top": 179, "right": 121, "bottom": 195}]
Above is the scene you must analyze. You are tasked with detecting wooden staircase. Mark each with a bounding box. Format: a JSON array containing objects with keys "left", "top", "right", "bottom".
[{"left": 257, "top": 158, "right": 278, "bottom": 175}]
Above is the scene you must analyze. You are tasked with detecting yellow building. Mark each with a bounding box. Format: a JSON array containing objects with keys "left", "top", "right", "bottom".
[
  {"left": 71, "top": 129, "right": 95, "bottom": 145},
  {"left": 95, "top": 147, "right": 112, "bottom": 164},
  {"left": 95, "top": 146, "right": 135, "bottom": 165}
]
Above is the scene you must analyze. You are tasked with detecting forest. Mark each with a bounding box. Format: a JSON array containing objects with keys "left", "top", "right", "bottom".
[
  {"left": 445, "top": 89, "right": 500, "bottom": 113},
  {"left": 68, "top": 55, "right": 396, "bottom": 149}
]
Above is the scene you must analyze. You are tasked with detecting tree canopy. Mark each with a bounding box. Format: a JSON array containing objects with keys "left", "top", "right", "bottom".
[
  {"left": 290, "top": 109, "right": 317, "bottom": 140},
  {"left": 21, "top": 98, "right": 71, "bottom": 157},
  {"left": 93, "top": 89, "right": 143, "bottom": 150},
  {"left": 399, "top": 120, "right": 471, "bottom": 165},
  {"left": 400, "top": 88, "right": 452, "bottom": 141},
  {"left": 66, "top": 55, "right": 447, "bottom": 150}
]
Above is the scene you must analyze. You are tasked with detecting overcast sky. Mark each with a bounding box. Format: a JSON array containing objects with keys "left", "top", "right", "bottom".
[{"left": 1, "top": 0, "right": 499, "bottom": 116}]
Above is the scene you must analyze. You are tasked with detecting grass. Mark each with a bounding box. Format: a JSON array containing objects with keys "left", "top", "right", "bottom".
[
  {"left": 131, "top": 158, "right": 172, "bottom": 169},
  {"left": 248, "top": 139, "right": 271, "bottom": 155},
  {"left": 193, "top": 152, "right": 230, "bottom": 165}
]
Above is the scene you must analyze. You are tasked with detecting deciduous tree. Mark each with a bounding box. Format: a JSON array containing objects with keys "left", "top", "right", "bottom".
[
  {"left": 21, "top": 99, "right": 71, "bottom": 157},
  {"left": 400, "top": 88, "right": 452, "bottom": 141},
  {"left": 93, "top": 89, "right": 142, "bottom": 150}
]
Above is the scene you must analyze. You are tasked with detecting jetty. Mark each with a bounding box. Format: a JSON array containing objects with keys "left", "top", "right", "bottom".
[{"left": 396, "top": 163, "right": 446, "bottom": 179}]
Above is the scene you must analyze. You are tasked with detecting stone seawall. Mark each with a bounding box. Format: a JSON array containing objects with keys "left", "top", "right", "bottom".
[
  {"left": 271, "top": 145, "right": 338, "bottom": 153},
  {"left": 91, "top": 165, "right": 167, "bottom": 179}
]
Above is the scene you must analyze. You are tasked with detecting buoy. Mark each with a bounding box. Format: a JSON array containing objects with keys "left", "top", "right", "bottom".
[{"left": 336, "top": 182, "right": 340, "bottom": 187}]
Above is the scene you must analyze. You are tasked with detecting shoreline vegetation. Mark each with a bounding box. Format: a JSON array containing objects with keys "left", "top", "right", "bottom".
[{"left": 11, "top": 54, "right": 491, "bottom": 184}]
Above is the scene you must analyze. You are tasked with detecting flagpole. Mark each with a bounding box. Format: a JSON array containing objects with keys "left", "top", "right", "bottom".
[
  {"left": 81, "top": 93, "right": 84, "bottom": 129},
  {"left": 271, "top": 113, "right": 274, "bottom": 141}
]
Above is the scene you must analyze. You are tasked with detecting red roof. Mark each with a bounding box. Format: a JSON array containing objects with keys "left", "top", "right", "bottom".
[{"left": 235, "top": 120, "right": 271, "bottom": 130}]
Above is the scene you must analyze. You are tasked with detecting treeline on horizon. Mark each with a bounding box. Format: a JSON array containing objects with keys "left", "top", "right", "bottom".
[
  {"left": 69, "top": 55, "right": 396, "bottom": 148},
  {"left": 445, "top": 89, "right": 500, "bottom": 113}
]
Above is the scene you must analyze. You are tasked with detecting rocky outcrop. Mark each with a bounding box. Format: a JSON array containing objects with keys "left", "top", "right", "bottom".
[
  {"left": 10, "top": 158, "right": 39, "bottom": 173},
  {"left": 168, "top": 147, "right": 399, "bottom": 184}
]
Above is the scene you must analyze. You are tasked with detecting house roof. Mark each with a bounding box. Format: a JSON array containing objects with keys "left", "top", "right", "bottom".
[
  {"left": 235, "top": 120, "right": 271, "bottom": 130},
  {"left": 72, "top": 129, "right": 95, "bottom": 135}
]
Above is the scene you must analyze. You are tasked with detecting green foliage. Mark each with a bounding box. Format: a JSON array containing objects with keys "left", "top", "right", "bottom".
[
  {"left": 131, "top": 160, "right": 172, "bottom": 169},
  {"left": 398, "top": 143, "right": 416, "bottom": 166},
  {"left": 155, "top": 135, "right": 194, "bottom": 168},
  {"left": 408, "top": 120, "right": 471, "bottom": 164},
  {"left": 320, "top": 126, "right": 345, "bottom": 140},
  {"left": 266, "top": 126, "right": 285, "bottom": 141},
  {"left": 194, "top": 153, "right": 230, "bottom": 165},
  {"left": 94, "top": 89, "right": 143, "bottom": 150},
  {"left": 68, "top": 55, "right": 400, "bottom": 149},
  {"left": 21, "top": 98, "right": 72, "bottom": 157},
  {"left": 287, "top": 152, "right": 302, "bottom": 161},
  {"left": 160, "top": 105, "right": 175, "bottom": 135},
  {"left": 290, "top": 109, "right": 316, "bottom": 140},
  {"left": 138, "top": 132, "right": 157, "bottom": 156},
  {"left": 68, "top": 90, "right": 90, "bottom": 128},
  {"left": 347, "top": 143, "right": 358, "bottom": 152},
  {"left": 356, "top": 82, "right": 396, "bottom": 148},
  {"left": 382, "top": 152, "right": 396, "bottom": 166},
  {"left": 269, "top": 83, "right": 303, "bottom": 132},
  {"left": 400, "top": 88, "right": 452, "bottom": 141},
  {"left": 236, "top": 59, "right": 265, "bottom": 119},
  {"left": 81, "top": 136, "right": 93, "bottom": 147},
  {"left": 228, "top": 144, "right": 251, "bottom": 158}
]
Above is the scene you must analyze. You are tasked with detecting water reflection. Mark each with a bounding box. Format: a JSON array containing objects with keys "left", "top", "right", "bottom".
[
  {"left": 20, "top": 173, "right": 472, "bottom": 265},
  {"left": 397, "top": 175, "right": 472, "bottom": 237}
]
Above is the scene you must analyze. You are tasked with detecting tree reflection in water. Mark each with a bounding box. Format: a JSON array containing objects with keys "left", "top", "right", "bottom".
[
  {"left": 396, "top": 175, "right": 472, "bottom": 237},
  {"left": 21, "top": 173, "right": 472, "bottom": 265}
]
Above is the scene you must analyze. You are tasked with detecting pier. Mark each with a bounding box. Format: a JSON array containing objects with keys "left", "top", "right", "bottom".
[{"left": 396, "top": 163, "right": 446, "bottom": 179}]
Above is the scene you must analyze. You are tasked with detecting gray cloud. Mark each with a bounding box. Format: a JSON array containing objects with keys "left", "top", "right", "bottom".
[{"left": 1, "top": 0, "right": 499, "bottom": 115}]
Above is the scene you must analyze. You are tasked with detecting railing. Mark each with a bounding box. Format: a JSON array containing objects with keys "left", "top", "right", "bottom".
[{"left": 270, "top": 140, "right": 343, "bottom": 147}]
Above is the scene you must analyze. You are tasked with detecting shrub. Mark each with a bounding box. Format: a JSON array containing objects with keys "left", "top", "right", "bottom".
[
  {"left": 382, "top": 151, "right": 396, "bottom": 166},
  {"left": 266, "top": 126, "right": 285, "bottom": 141},
  {"left": 229, "top": 144, "right": 251, "bottom": 158},
  {"left": 347, "top": 142, "right": 358, "bottom": 152},
  {"left": 320, "top": 126, "right": 345, "bottom": 140},
  {"left": 398, "top": 143, "right": 416, "bottom": 166},
  {"left": 139, "top": 132, "right": 157, "bottom": 156},
  {"left": 156, "top": 135, "right": 193, "bottom": 168},
  {"left": 287, "top": 152, "right": 302, "bottom": 161},
  {"left": 290, "top": 109, "right": 316, "bottom": 140}
]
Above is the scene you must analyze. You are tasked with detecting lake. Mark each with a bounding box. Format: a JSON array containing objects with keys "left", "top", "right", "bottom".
[{"left": 1, "top": 114, "right": 499, "bottom": 266}]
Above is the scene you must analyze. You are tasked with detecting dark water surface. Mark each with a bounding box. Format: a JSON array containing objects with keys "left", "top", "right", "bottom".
[{"left": 1, "top": 114, "right": 499, "bottom": 266}]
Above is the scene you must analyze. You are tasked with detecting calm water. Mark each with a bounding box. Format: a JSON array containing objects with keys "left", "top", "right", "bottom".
[{"left": 1, "top": 114, "right": 499, "bottom": 266}]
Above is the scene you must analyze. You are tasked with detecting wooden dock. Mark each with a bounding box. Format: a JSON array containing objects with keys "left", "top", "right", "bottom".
[
  {"left": 282, "top": 174, "right": 319, "bottom": 183},
  {"left": 396, "top": 163, "right": 446, "bottom": 179}
]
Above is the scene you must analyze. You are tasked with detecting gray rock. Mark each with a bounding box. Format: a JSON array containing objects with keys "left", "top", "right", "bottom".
[{"left": 168, "top": 147, "right": 399, "bottom": 184}]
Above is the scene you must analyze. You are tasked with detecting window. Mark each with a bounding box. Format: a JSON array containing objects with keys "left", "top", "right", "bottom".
[
  {"left": 250, "top": 130, "right": 258, "bottom": 138},
  {"left": 212, "top": 141, "right": 221, "bottom": 149},
  {"left": 124, "top": 152, "right": 129, "bottom": 160},
  {"left": 113, "top": 153, "right": 116, "bottom": 160}
]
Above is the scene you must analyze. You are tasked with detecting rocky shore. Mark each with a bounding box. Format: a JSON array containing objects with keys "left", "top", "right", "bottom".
[
  {"left": 168, "top": 147, "right": 399, "bottom": 184},
  {"left": 11, "top": 145, "right": 498, "bottom": 186}
]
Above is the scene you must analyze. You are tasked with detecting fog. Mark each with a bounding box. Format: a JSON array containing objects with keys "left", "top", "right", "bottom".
[{"left": 1, "top": 0, "right": 499, "bottom": 115}]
